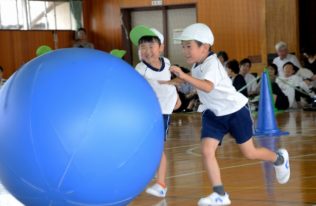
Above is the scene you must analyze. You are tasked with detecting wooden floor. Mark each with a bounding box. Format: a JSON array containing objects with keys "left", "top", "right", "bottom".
[
  {"left": 0, "top": 110, "right": 315, "bottom": 206},
  {"left": 130, "top": 110, "right": 316, "bottom": 206}
]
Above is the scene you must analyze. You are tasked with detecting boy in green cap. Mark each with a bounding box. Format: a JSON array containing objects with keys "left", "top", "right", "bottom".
[{"left": 130, "top": 25, "right": 181, "bottom": 198}]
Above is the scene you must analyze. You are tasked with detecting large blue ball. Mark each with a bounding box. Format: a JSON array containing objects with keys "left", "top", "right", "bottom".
[{"left": 0, "top": 49, "right": 164, "bottom": 206}]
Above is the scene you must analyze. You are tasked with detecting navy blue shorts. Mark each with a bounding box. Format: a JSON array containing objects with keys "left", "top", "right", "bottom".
[
  {"left": 163, "top": 114, "right": 171, "bottom": 141},
  {"left": 201, "top": 106, "right": 253, "bottom": 144}
]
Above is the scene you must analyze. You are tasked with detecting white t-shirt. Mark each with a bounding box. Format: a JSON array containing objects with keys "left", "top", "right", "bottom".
[
  {"left": 273, "top": 54, "right": 302, "bottom": 77},
  {"left": 296, "top": 68, "right": 314, "bottom": 79},
  {"left": 276, "top": 75, "right": 310, "bottom": 108},
  {"left": 244, "top": 73, "right": 258, "bottom": 94},
  {"left": 192, "top": 53, "right": 248, "bottom": 116},
  {"left": 135, "top": 57, "right": 177, "bottom": 114}
]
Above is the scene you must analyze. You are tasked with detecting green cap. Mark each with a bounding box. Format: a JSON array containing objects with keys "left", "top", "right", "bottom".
[
  {"left": 129, "top": 25, "right": 163, "bottom": 46},
  {"left": 110, "top": 49, "right": 127, "bottom": 59},
  {"left": 36, "top": 45, "right": 52, "bottom": 56}
]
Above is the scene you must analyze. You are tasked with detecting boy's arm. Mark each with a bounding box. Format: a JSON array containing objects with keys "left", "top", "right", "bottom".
[
  {"left": 159, "top": 77, "right": 184, "bottom": 86},
  {"left": 170, "top": 66, "right": 214, "bottom": 93},
  {"left": 174, "top": 94, "right": 182, "bottom": 110}
]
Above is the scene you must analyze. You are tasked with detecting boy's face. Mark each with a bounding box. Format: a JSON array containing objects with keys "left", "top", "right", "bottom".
[
  {"left": 138, "top": 41, "right": 163, "bottom": 63},
  {"left": 77, "top": 30, "right": 87, "bottom": 40},
  {"left": 268, "top": 67, "right": 276, "bottom": 80},
  {"left": 218, "top": 56, "right": 225, "bottom": 64},
  {"left": 227, "top": 68, "right": 233, "bottom": 78},
  {"left": 240, "top": 63, "right": 251, "bottom": 75},
  {"left": 181, "top": 41, "right": 209, "bottom": 64},
  {"left": 283, "top": 64, "right": 295, "bottom": 78},
  {"left": 277, "top": 47, "right": 288, "bottom": 59}
]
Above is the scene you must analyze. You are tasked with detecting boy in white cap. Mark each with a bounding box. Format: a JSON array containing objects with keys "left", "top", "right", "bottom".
[
  {"left": 129, "top": 25, "right": 181, "bottom": 198},
  {"left": 166, "top": 23, "right": 290, "bottom": 205}
]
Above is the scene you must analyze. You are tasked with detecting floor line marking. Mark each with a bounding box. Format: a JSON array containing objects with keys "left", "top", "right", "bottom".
[{"left": 167, "top": 153, "right": 316, "bottom": 179}]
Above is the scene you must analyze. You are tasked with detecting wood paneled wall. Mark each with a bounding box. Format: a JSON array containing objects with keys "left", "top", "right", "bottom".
[
  {"left": 197, "top": 0, "right": 264, "bottom": 63},
  {"left": 83, "top": 0, "right": 299, "bottom": 74},
  {"left": 0, "top": 30, "right": 74, "bottom": 78},
  {"left": 266, "top": 0, "right": 299, "bottom": 54},
  {"left": 0, "top": 0, "right": 299, "bottom": 78}
]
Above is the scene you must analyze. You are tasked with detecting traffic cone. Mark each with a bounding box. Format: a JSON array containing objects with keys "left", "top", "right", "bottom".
[{"left": 254, "top": 72, "right": 289, "bottom": 137}]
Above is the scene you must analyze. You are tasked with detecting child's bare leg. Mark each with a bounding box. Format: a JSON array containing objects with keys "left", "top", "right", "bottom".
[
  {"left": 187, "top": 99, "right": 195, "bottom": 110},
  {"left": 238, "top": 138, "right": 277, "bottom": 162},
  {"left": 201, "top": 138, "right": 222, "bottom": 186},
  {"left": 157, "top": 151, "right": 167, "bottom": 186},
  {"left": 238, "top": 137, "right": 290, "bottom": 185},
  {"left": 146, "top": 151, "right": 168, "bottom": 197}
]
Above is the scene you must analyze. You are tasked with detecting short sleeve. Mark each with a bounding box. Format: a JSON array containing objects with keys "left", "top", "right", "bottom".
[
  {"left": 135, "top": 62, "right": 145, "bottom": 76},
  {"left": 202, "top": 59, "right": 226, "bottom": 86}
]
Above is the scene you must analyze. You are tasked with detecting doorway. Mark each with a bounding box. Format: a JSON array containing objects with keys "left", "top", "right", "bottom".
[
  {"left": 299, "top": 0, "right": 316, "bottom": 52},
  {"left": 121, "top": 5, "right": 196, "bottom": 68}
]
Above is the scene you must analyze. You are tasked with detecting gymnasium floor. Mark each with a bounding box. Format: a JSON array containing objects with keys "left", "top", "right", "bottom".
[
  {"left": 0, "top": 110, "right": 315, "bottom": 206},
  {"left": 130, "top": 110, "right": 316, "bottom": 206}
]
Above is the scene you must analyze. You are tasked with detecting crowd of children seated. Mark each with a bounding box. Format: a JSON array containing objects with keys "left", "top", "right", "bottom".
[
  {"left": 171, "top": 41, "right": 315, "bottom": 112},
  {"left": 1, "top": 39, "right": 315, "bottom": 112}
]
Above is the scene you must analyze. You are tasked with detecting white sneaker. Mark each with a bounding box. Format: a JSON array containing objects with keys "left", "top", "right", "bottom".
[
  {"left": 146, "top": 183, "right": 167, "bottom": 197},
  {"left": 198, "top": 192, "right": 231, "bottom": 206},
  {"left": 274, "top": 148, "right": 290, "bottom": 184}
]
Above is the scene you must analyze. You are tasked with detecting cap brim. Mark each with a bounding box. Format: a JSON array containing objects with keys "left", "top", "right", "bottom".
[
  {"left": 110, "top": 49, "right": 127, "bottom": 58},
  {"left": 130, "top": 25, "right": 157, "bottom": 46},
  {"left": 174, "top": 35, "right": 193, "bottom": 41}
]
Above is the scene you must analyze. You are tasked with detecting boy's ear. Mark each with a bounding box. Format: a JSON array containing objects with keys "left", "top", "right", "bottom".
[{"left": 202, "top": 44, "right": 210, "bottom": 52}]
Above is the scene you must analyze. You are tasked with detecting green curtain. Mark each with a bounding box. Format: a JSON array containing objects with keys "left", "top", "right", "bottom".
[{"left": 69, "top": 0, "right": 82, "bottom": 29}]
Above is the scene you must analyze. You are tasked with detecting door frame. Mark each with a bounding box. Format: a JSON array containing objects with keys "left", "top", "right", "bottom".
[{"left": 120, "top": 4, "right": 196, "bottom": 65}]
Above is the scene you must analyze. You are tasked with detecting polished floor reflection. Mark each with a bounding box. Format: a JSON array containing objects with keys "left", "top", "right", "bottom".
[
  {"left": 0, "top": 111, "right": 315, "bottom": 206},
  {"left": 130, "top": 111, "right": 316, "bottom": 206}
]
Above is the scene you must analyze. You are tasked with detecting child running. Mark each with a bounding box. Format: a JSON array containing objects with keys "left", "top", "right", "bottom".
[
  {"left": 166, "top": 23, "right": 290, "bottom": 206},
  {"left": 130, "top": 25, "right": 181, "bottom": 198}
]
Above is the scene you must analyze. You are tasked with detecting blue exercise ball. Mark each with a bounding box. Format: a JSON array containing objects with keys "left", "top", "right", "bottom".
[{"left": 0, "top": 48, "right": 164, "bottom": 206}]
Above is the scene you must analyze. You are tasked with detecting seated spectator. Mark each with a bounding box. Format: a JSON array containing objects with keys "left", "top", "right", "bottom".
[
  {"left": 170, "top": 66, "right": 199, "bottom": 112},
  {"left": 276, "top": 62, "right": 314, "bottom": 108},
  {"left": 267, "top": 64, "right": 289, "bottom": 110},
  {"left": 296, "top": 67, "right": 314, "bottom": 83},
  {"left": 0, "top": 66, "right": 6, "bottom": 89},
  {"left": 73, "top": 28, "right": 94, "bottom": 49},
  {"left": 217, "top": 51, "right": 229, "bottom": 68},
  {"left": 239, "top": 58, "right": 258, "bottom": 96},
  {"left": 273, "top": 41, "right": 301, "bottom": 77},
  {"left": 174, "top": 80, "right": 199, "bottom": 112},
  {"left": 227, "top": 60, "right": 248, "bottom": 97}
]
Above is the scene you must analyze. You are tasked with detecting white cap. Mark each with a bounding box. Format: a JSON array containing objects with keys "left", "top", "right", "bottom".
[
  {"left": 176, "top": 23, "right": 214, "bottom": 46},
  {"left": 150, "top": 28, "right": 164, "bottom": 44},
  {"left": 275, "top": 41, "right": 287, "bottom": 51}
]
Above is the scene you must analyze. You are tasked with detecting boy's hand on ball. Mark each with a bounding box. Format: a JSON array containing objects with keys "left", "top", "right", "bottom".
[{"left": 170, "top": 66, "right": 185, "bottom": 79}]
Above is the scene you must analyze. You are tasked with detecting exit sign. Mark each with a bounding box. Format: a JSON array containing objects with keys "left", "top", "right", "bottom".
[{"left": 152, "top": 0, "right": 163, "bottom": 6}]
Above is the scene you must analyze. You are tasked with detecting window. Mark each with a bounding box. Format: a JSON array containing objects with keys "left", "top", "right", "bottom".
[{"left": 0, "top": 0, "right": 82, "bottom": 30}]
